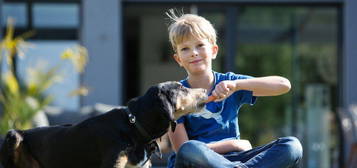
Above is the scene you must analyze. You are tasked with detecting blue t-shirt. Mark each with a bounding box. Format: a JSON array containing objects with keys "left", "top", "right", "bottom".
[{"left": 167, "top": 71, "right": 257, "bottom": 168}]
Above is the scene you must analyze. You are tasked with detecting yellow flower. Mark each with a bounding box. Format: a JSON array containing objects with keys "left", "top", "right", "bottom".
[
  {"left": 61, "top": 48, "right": 75, "bottom": 60},
  {"left": 0, "top": 18, "right": 34, "bottom": 64},
  {"left": 69, "top": 86, "right": 89, "bottom": 96},
  {"left": 60, "top": 45, "right": 88, "bottom": 73},
  {"left": 4, "top": 71, "right": 19, "bottom": 95}
]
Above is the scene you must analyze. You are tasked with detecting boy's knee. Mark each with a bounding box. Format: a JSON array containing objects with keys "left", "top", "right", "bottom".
[
  {"left": 177, "top": 140, "right": 205, "bottom": 155},
  {"left": 176, "top": 140, "right": 208, "bottom": 161},
  {"left": 279, "top": 136, "right": 303, "bottom": 162}
]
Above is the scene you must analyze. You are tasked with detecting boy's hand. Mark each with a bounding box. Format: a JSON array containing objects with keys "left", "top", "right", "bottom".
[
  {"left": 207, "top": 139, "right": 252, "bottom": 153},
  {"left": 232, "top": 139, "right": 252, "bottom": 151},
  {"left": 212, "top": 80, "right": 237, "bottom": 102}
]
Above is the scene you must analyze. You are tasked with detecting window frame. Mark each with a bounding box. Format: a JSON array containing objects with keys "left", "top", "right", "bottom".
[{"left": 2, "top": 0, "right": 80, "bottom": 40}]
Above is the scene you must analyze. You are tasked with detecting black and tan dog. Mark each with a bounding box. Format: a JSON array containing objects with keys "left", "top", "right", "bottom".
[{"left": 0, "top": 81, "right": 207, "bottom": 168}]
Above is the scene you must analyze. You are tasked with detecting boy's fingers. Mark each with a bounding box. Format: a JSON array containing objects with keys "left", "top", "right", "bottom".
[
  {"left": 205, "top": 95, "right": 217, "bottom": 103},
  {"left": 227, "top": 84, "right": 235, "bottom": 90},
  {"left": 208, "top": 95, "right": 216, "bottom": 102}
]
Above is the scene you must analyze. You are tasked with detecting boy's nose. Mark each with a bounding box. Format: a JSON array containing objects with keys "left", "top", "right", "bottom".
[{"left": 192, "top": 49, "right": 199, "bottom": 56}]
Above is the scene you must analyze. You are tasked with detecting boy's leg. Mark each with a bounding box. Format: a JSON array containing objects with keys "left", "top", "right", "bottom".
[
  {"left": 174, "top": 140, "right": 247, "bottom": 168},
  {"left": 224, "top": 136, "right": 303, "bottom": 168}
]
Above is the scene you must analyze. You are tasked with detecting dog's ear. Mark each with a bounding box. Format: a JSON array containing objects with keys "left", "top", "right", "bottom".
[
  {"left": 158, "top": 92, "right": 175, "bottom": 121},
  {"left": 158, "top": 92, "right": 178, "bottom": 132},
  {"left": 0, "top": 129, "right": 23, "bottom": 167}
]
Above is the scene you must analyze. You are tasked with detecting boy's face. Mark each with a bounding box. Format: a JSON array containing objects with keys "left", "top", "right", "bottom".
[{"left": 173, "top": 36, "right": 218, "bottom": 75}]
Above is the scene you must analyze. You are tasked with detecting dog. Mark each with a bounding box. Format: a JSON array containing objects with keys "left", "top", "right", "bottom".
[{"left": 0, "top": 81, "right": 207, "bottom": 168}]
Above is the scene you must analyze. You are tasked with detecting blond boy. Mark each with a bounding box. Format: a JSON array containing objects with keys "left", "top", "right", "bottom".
[{"left": 166, "top": 11, "right": 303, "bottom": 168}]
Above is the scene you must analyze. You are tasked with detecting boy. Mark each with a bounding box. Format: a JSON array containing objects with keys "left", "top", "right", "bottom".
[{"left": 166, "top": 10, "right": 303, "bottom": 168}]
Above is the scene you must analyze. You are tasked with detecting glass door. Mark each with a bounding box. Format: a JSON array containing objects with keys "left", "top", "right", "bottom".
[{"left": 229, "top": 6, "right": 340, "bottom": 168}]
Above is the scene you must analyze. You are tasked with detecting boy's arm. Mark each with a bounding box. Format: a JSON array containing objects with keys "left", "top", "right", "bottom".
[
  {"left": 212, "top": 76, "right": 291, "bottom": 100},
  {"left": 168, "top": 123, "right": 189, "bottom": 152},
  {"left": 168, "top": 123, "right": 252, "bottom": 153},
  {"left": 236, "top": 76, "right": 291, "bottom": 97}
]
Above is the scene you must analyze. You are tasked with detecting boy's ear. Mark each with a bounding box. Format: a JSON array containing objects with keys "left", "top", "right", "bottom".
[
  {"left": 173, "top": 54, "right": 183, "bottom": 67},
  {"left": 212, "top": 45, "right": 219, "bottom": 59}
]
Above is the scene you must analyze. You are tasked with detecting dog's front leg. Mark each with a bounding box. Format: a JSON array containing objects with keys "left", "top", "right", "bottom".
[{"left": 100, "top": 151, "right": 127, "bottom": 168}]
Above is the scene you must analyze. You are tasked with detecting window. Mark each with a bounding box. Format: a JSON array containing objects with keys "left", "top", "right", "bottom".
[
  {"left": 33, "top": 3, "right": 79, "bottom": 28},
  {"left": 2, "top": 3, "right": 27, "bottom": 27},
  {"left": 2, "top": 0, "right": 81, "bottom": 111},
  {"left": 18, "top": 41, "right": 80, "bottom": 111}
]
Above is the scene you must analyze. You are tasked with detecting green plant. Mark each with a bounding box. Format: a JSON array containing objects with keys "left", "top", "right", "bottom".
[{"left": 0, "top": 18, "right": 88, "bottom": 135}]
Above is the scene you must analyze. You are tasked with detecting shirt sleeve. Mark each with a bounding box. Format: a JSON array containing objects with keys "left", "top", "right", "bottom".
[
  {"left": 228, "top": 72, "right": 257, "bottom": 105},
  {"left": 236, "top": 90, "right": 257, "bottom": 105},
  {"left": 176, "top": 115, "right": 186, "bottom": 124}
]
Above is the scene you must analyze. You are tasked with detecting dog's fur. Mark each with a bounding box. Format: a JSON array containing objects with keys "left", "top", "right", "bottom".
[{"left": 0, "top": 81, "right": 207, "bottom": 168}]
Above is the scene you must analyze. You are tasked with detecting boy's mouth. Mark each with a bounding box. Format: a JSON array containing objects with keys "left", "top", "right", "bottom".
[{"left": 190, "top": 59, "right": 202, "bottom": 64}]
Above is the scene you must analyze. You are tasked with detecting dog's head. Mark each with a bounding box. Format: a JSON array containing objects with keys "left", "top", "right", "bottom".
[
  {"left": 128, "top": 81, "right": 207, "bottom": 138},
  {"left": 156, "top": 81, "right": 207, "bottom": 120},
  {"left": 0, "top": 130, "right": 40, "bottom": 168}
]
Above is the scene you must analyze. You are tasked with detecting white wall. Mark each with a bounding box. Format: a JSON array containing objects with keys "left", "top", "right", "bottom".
[{"left": 81, "top": 0, "right": 123, "bottom": 106}]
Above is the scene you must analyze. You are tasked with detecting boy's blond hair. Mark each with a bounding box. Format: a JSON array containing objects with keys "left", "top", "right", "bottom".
[{"left": 167, "top": 10, "right": 217, "bottom": 52}]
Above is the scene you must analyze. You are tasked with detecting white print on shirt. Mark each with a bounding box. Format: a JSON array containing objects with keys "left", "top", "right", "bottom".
[{"left": 191, "top": 100, "right": 226, "bottom": 124}]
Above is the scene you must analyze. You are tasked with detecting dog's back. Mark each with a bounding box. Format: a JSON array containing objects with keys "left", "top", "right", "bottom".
[
  {"left": 18, "top": 124, "right": 104, "bottom": 168},
  {"left": 0, "top": 125, "right": 92, "bottom": 168},
  {"left": 0, "top": 112, "right": 127, "bottom": 168}
]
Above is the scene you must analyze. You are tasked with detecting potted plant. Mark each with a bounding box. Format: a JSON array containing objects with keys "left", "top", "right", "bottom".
[{"left": 0, "top": 18, "right": 88, "bottom": 135}]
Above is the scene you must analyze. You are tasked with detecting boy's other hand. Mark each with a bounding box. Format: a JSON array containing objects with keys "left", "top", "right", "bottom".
[
  {"left": 212, "top": 80, "right": 237, "bottom": 102},
  {"left": 233, "top": 139, "right": 252, "bottom": 151},
  {"left": 207, "top": 138, "right": 252, "bottom": 154}
]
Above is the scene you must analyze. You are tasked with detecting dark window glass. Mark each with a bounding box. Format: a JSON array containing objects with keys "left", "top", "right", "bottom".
[{"left": 236, "top": 6, "right": 339, "bottom": 168}]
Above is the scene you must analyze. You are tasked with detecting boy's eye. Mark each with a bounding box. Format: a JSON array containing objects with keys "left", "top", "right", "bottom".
[
  {"left": 198, "top": 44, "right": 204, "bottom": 47},
  {"left": 181, "top": 47, "right": 189, "bottom": 51}
]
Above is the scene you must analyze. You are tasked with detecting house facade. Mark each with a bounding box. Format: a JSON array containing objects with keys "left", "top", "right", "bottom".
[{"left": 1, "top": 0, "right": 356, "bottom": 167}]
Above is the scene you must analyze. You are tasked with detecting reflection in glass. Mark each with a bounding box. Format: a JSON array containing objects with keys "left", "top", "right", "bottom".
[{"left": 236, "top": 7, "right": 339, "bottom": 168}]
